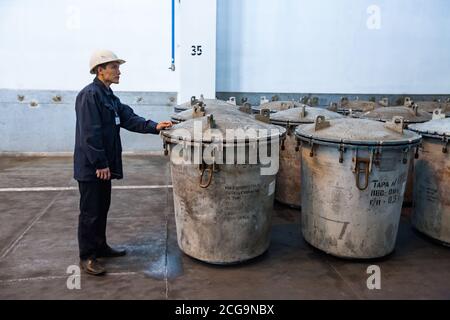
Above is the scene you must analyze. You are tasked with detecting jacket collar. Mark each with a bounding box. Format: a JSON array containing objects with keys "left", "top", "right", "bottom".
[{"left": 93, "top": 77, "right": 113, "bottom": 96}]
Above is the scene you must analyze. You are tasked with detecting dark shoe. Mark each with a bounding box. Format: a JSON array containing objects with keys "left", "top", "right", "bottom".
[
  {"left": 79, "top": 258, "right": 106, "bottom": 276},
  {"left": 97, "top": 246, "right": 127, "bottom": 258}
]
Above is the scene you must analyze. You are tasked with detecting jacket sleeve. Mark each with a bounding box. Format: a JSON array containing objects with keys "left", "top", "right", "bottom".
[
  {"left": 76, "top": 90, "right": 109, "bottom": 169},
  {"left": 118, "top": 101, "right": 159, "bottom": 134}
]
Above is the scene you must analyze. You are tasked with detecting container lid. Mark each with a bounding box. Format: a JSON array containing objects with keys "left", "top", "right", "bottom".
[
  {"left": 361, "top": 106, "right": 431, "bottom": 123},
  {"left": 270, "top": 106, "right": 344, "bottom": 126},
  {"left": 163, "top": 106, "right": 286, "bottom": 144},
  {"left": 339, "top": 100, "right": 377, "bottom": 112},
  {"left": 252, "top": 101, "right": 303, "bottom": 113},
  {"left": 407, "top": 118, "right": 450, "bottom": 138},
  {"left": 175, "top": 97, "right": 234, "bottom": 112},
  {"left": 171, "top": 101, "right": 240, "bottom": 122},
  {"left": 415, "top": 101, "right": 450, "bottom": 115},
  {"left": 295, "top": 116, "right": 421, "bottom": 146}
]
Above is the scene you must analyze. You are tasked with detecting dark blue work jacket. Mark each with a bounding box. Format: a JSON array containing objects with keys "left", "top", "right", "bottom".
[{"left": 74, "top": 77, "right": 159, "bottom": 181}]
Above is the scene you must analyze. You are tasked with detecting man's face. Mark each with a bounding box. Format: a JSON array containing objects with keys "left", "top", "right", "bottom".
[{"left": 98, "top": 62, "right": 121, "bottom": 84}]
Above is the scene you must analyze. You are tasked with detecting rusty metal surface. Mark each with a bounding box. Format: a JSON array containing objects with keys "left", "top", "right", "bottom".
[
  {"left": 414, "top": 101, "right": 450, "bottom": 116},
  {"left": 410, "top": 119, "right": 450, "bottom": 244},
  {"left": 171, "top": 102, "right": 239, "bottom": 123},
  {"left": 271, "top": 107, "right": 343, "bottom": 208},
  {"left": 300, "top": 144, "right": 415, "bottom": 258},
  {"left": 295, "top": 118, "right": 421, "bottom": 258},
  {"left": 276, "top": 132, "right": 302, "bottom": 207},
  {"left": 295, "top": 118, "right": 421, "bottom": 146},
  {"left": 270, "top": 105, "right": 343, "bottom": 126},
  {"left": 412, "top": 137, "right": 450, "bottom": 244},
  {"left": 170, "top": 157, "right": 276, "bottom": 264},
  {"left": 361, "top": 106, "right": 432, "bottom": 123},
  {"left": 359, "top": 108, "right": 429, "bottom": 206},
  {"left": 164, "top": 107, "right": 285, "bottom": 144},
  {"left": 174, "top": 98, "right": 233, "bottom": 113},
  {"left": 252, "top": 100, "right": 304, "bottom": 114},
  {"left": 163, "top": 107, "right": 285, "bottom": 264}
]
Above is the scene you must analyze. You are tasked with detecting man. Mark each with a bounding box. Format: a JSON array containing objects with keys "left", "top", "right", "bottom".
[{"left": 74, "top": 49, "right": 172, "bottom": 275}]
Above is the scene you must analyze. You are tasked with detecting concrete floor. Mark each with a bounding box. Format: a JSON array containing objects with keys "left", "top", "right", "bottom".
[{"left": 0, "top": 155, "right": 449, "bottom": 300}]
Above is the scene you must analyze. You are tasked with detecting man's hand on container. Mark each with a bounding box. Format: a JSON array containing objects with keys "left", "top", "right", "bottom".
[
  {"left": 157, "top": 121, "right": 173, "bottom": 131},
  {"left": 96, "top": 167, "right": 111, "bottom": 180}
]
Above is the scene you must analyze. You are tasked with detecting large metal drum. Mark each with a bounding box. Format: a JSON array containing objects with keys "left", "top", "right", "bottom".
[
  {"left": 408, "top": 118, "right": 450, "bottom": 245},
  {"left": 269, "top": 105, "right": 343, "bottom": 208},
  {"left": 161, "top": 106, "right": 286, "bottom": 264},
  {"left": 360, "top": 105, "right": 431, "bottom": 206},
  {"left": 295, "top": 116, "right": 421, "bottom": 258}
]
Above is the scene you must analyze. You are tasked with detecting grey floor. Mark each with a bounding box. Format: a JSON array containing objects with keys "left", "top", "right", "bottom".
[{"left": 0, "top": 155, "right": 449, "bottom": 300}]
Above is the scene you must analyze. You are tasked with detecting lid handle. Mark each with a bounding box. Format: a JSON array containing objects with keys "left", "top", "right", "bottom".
[
  {"left": 299, "top": 105, "right": 306, "bottom": 118},
  {"left": 207, "top": 114, "right": 215, "bottom": 128},
  {"left": 409, "top": 104, "right": 419, "bottom": 116},
  {"left": 190, "top": 95, "right": 198, "bottom": 106},
  {"left": 192, "top": 102, "right": 206, "bottom": 118},
  {"left": 384, "top": 116, "right": 404, "bottom": 134},
  {"left": 328, "top": 102, "right": 338, "bottom": 112},
  {"left": 260, "top": 96, "right": 269, "bottom": 105},
  {"left": 432, "top": 108, "right": 445, "bottom": 120},
  {"left": 238, "top": 102, "right": 252, "bottom": 114},
  {"left": 404, "top": 97, "right": 412, "bottom": 107},
  {"left": 227, "top": 97, "right": 236, "bottom": 105},
  {"left": 255, "top": 108, "right": 271, "bottom": 123},
  {"left": 314, "top": 115, "right": 330, "bottom": 131},
  {"left": 379, "top": 97, "right": 389, "bottom": 107}
]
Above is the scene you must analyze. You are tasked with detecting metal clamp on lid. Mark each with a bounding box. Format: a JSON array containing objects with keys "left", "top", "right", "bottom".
[
  {"left": 314, "top": 115, "right": 330, "bottom": 131},
  {"left": 206, "top": 114, "right": 215, "bottom": 129},
  {"left": 238, "top": 102, "right": 252, "bottom": 114},
  {"left": 190, "top": 95, "right": 199, "bottom": 106},
  {"left": 408, "top": 104, "right": 419, "bottom": 116},
  {"left": 384, "top": 116, "right": 404, "bottom": 134},
  {"left": 443, "top": 135, "right": 448, "bottom": 154},
  {"left": 255, "top": 108, "right": 271, "bottom": 123},
  {"left": 192, "top": 102, "right": 206, "bottom": 118},
  {"left": 299, "top": 105, "right": 306, "bottom": 118},
  {"left": 227, "top": 97, "right": 236, "bottom": 105},
  {"left": 432, "top": 108, "right": 445, "bottom": 120}
]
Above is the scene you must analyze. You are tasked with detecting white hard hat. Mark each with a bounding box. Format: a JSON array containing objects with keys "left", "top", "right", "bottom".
[{"left": 89, "top": 49, "right": 126, "bottom": 74}]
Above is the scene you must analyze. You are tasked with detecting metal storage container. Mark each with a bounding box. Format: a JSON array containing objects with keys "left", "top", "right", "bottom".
[
  {"left": 295, "top": 116, "right": 421, "bottom": 258},
  {"left": 269, "top": 105, "right": 344, "bottom": 208},
  {"left": 360, "top": 105, "right": 431, "bottom": 206},
  {"left": 408, "top": 118, "right": 450, "bottom": 245},
  {"left": 161, "top": 106, "right": 286, "bottom": 264}
]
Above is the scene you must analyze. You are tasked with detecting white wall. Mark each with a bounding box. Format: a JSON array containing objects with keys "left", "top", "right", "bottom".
[
  {"left": 1, "top": 0, "right": 450, "bottom": 95},
  {"left": 177, "top": 0, "right": 216, "bottom": 103},
  {"left": 216, "top": 0, "right": 450, "bottom": 94},
  {"left": 0, "top": 0, "right": 177, "bottom": 92}
]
